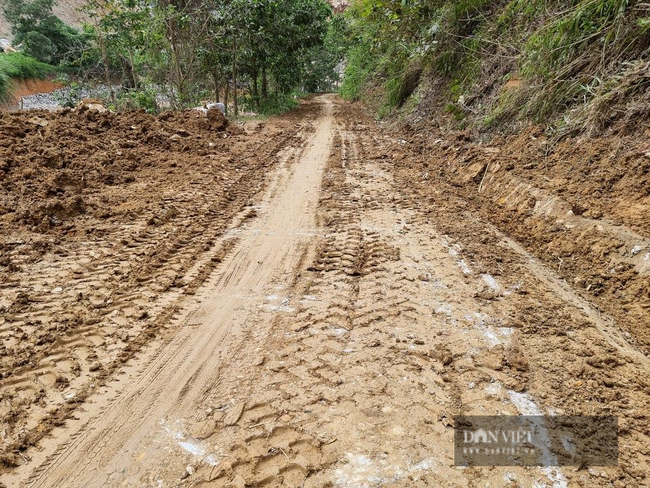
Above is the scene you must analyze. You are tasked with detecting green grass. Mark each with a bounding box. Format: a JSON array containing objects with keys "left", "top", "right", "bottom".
[
  {"left": 341, "top": 0, "right": 648, "bottom": 133},
  {"left": 0, "top": 52, "right": 57, "bottom": 102},
  {"left": 259, "top": 93, "right": 299, "bottom": 115},
  {"left": 0, "top": 52, "right": 56, "bottom": 80},
  {"left": 340, "top": 42, "right": 375, "bottom": 101},
  {"left": 237, "top": 92, "right": 299, "bottom": 116},
  {"left": 522, "top": 0, "right": 631, "bottom": 78}
]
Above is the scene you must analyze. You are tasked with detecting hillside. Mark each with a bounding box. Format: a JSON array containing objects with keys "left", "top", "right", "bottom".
[
  {"left": 341, "top": 0, "right": 650, "bottom": 137},
  {"left": 0, "top": 0, "right": 85, "bottom": 41}
]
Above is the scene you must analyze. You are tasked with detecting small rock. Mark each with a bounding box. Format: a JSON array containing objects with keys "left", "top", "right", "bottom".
[
  {"left": 506, "top": 348, "right": 529, "bottom": 372},
  {"left": 223, "top": 402, "right": 245, "bottom": 426},
  {"left": 440, "top": 412, "right": 454, "bottom": 428},
  {"left": 189, "top": 418, "right": 217, "bottom": 439}
]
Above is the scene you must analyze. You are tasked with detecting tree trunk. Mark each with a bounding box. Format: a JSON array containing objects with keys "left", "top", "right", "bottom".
[
  {"left": 167, "top": 16, "right": 185, "bottom": 107},
  {"left": 252, "top": 66, "right": 260, "bottom": 110},
  {"left": 262, "top": 64, "right": 268, "bottom": 101},
  {"left": 232, "top": 44, "right": 238, "bottom": 116},
  {"left": 252, "top": 67, "right": 258, "bottom": 98},
  {"left": 224, "top": 82, "right": 230, "bottom": 115},
  {"left": 128, "top": 50, "right": 138, "bottom": 89},
  {"left": 97, "top": 31, "right": 114, "bottom": 102},
  {"left": 120, "top": 55, "right": 137, "bottom": 89},
  {"left": 212, "top": 70, "right": 220, "bottom": 103}
]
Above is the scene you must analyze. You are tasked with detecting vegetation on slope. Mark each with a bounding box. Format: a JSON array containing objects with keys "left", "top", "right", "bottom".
[
  {"left": 340, "top": 0, "right": 650, "bottom": 135},
  {"left": 0, "top": 51, "right": 56, "bottom": 102},
  {"left": 3, "top": 0, "right": 88, "bottom": 64}
]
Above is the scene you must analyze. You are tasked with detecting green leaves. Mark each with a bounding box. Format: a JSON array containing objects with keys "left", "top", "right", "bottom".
[
  {"left": 3, "top": 0, "right": 87, "bottom": 64},
  {"left": 205, "top": 0, "right": 331, "bottom": 97}
]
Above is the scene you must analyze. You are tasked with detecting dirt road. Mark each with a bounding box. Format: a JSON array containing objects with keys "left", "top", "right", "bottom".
[{"left": 2, "top": 96, "right": 649, "bottom": 487}]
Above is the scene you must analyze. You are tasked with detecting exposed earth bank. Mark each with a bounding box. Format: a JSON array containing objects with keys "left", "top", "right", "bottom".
[{"left": 388, "top": 119, "right": 650, "bottom": 352}]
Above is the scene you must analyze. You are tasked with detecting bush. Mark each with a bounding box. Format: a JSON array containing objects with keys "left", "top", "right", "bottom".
[
  {"left": 0, "top": 52, "right": 57, "bottom": 79},
  {"left": 117, "top": 88, "right": 159, "bottom": 113},
  {"left": 238, "top": 93, "right": 298, "bottom": 116},
  {"left": 53, "top": 79, "right": 83, "bottom": 108},
  {"left": 340, "top": 42, "right": 374, "bottom": 100}
]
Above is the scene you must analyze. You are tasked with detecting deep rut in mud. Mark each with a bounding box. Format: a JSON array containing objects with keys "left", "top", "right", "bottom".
[{"left": 1, "top": 96, "right": 649, "bottom": 487}]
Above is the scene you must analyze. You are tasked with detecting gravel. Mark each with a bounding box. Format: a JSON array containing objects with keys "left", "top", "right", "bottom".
[
  {"left": 16, "top": 84, "right": 177, "bottom": 111},
  {"left": 17, "top": 85, "right": 116, "bottom": 111}
]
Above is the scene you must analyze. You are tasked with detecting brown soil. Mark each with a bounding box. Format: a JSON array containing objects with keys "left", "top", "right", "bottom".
[
  {"left": 1, "top": 79, "right": 63, "bottom": 110},
  {"left": 0, "top": 106, "right": 238, "bottom": 235},
  {"left": 1, "top": 96, "right": 649, "bottom": 488},
  {"left": 388, "top": 121, "right": 650, "bottom": 352},
  {"left": 0, "top": 102, "right": 317, "bottom": 471}
]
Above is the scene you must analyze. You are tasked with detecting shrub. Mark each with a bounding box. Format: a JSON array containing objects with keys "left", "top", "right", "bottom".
[
  {"left": 239, "top": 93, "right": 298, "bottom": 116},
  {"left": 340, "top": 42, "right": 374, "bottom": 100},
  {"left": 0, "top": 52, "right": 57, "bottom": 79},
  {"left": 117, "top": 88, "right": 159, "bottom": 113}
]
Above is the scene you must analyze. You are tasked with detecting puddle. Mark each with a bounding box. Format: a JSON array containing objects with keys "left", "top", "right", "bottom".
[{"left": 160, "top": 420, "right": 220, "bottom": 467}]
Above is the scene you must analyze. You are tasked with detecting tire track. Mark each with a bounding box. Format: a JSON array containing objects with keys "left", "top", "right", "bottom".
[{"left": 11, "top": 96, "right": 334, "bottom": 488}]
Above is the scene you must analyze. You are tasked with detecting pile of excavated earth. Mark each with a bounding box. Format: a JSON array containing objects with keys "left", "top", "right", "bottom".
[{"left": 0, "top": 100, "right": 313, "bottom": 469}]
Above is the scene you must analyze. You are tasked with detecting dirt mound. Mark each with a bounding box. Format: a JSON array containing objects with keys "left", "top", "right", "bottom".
[
  {"left": 0, "top": 107, "right": 237, "bottom": 235},
  {"left": 0, "top": 101, "right": 318, "bottom": 472},
  {"left": 206, "top": 106, "right": 228, "bottom": 130},
  {"left": 159, "top": 107, "right": 231, "bottom": 133}
]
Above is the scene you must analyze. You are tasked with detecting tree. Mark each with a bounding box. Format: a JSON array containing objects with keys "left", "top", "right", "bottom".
[
  {"left": 3, "top": 0, "right": 87, "bottom": 64},
  {"left": 302, "top": 13, "right": 350, "bottom": 92},
  {"left": 74, "top": 0, "right": 333, "bottom": 112},
  {"left": 204, "top": 0, "right": 331, "bottom": 113}
]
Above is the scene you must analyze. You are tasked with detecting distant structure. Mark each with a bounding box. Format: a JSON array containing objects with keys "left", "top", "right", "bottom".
[{"left": 0, "top": 38, "right": 16, "bottom": 53}]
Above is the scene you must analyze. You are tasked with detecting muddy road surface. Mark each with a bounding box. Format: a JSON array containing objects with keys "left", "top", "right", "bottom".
[{"left": 1, "top": 95, "right": 649, "bottom": 487}]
